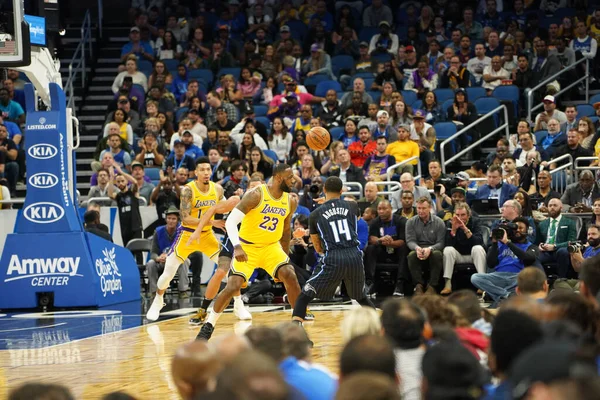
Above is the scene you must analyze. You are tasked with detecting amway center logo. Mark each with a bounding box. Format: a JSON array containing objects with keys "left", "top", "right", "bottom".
[
  {"left": 27, "top": 117, "right": 57, "bottom": 131},
  {"left": 28, "top": 143, "right": 57, "bottom": 160},
  {"left": 5, "top": 254, "right": 82, "bottom": 286},
  {"left": 95, "top": 248, "right": 122, "bottom": 297},
  {"left": 29, "top": 172, "right": 58, "bottom": 189},
  {"left": 23, "top": 202, "right": 64, "bottom": 224}
]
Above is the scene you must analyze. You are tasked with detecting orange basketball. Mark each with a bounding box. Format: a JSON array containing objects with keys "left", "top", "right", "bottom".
[{"left": 306, "top": 126, "right": 331, "bottom": 151}]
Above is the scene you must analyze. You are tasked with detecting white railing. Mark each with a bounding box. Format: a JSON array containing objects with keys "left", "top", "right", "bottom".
[
  {"left": 344, "top": 182, "right": 364, "bottom": 197},
  {"left": 547, "top": 154, "right": 574, "bottom": 193},
  {"left": 64, "top": 10, "right": 93, "bottom": 117},
  {"left": 574, "top": 156, "right": 600, "bottom": 171},
  {"left": 525, "top": 58, "right": 590, "bottom": 124},
  {"left": 386, "top": 156, "right": 422, "bottom": 181},
  {"left": 440, "top": 105, "right": 510, "bottom": 173}
]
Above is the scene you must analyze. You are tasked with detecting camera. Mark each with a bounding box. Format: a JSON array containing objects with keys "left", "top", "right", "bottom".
[
  {"left": 567, "top": 241, "right": 584, "bottom": 253},
  {"left": 435, "top": 176, "right": 460, "bottom": 195},
  {"left": 309, "top": 184, "right": 321, "bottom": 195},
  {"left": 492, "top": 222, "right": 518, "bottom": 240}
]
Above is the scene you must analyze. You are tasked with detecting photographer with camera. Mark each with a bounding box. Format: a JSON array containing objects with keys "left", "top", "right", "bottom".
[
  {"left": 471, "top": 217, "right": 538, "bottom": 307},
  {"left": 535, "top": 198, "right": 578, "bottom": 278},
  {"left": 491, "top": 199, "right": 536, "bottom": 244},
  {"left": 474, "top": 165, "right": 518, "bottom": 207},
  {"left": 569, "top": 225, "right": 600, "bottom": 274},
  {"left": 441, "top": 202, "right": 486, "bottom": 295},
  {"left": 300, "top": 175, "right": 325, "bottom": 212}
]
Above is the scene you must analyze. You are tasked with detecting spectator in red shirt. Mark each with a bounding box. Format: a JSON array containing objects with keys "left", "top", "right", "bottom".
[{"left": 348, "top": 126, "right": 377, "bottom": 167}]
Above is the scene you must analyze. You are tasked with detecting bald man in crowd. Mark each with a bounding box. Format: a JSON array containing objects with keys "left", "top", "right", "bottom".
[{"left": 171, "top": 341, "right": 223, "bottom": 399}]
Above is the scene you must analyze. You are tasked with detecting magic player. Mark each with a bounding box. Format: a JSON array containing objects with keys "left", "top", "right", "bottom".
[
  {"left": 196, "top": 163, "right": 302, "bottom": 340},
  {"left": 146, "top": 157, "right": 249, "bottom": 322}
]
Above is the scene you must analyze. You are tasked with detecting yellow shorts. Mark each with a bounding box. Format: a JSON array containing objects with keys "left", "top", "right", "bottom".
[
  {"left": 230, "top": 241, "right": 290, "bottom": 283},
  {"left": 170, "top": 227, "right": 221, "bottom": 263}
]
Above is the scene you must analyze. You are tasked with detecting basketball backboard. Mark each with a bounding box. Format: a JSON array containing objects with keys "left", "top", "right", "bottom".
[{"left": 0, "top": 0, "right": 30, "bottom": 67}]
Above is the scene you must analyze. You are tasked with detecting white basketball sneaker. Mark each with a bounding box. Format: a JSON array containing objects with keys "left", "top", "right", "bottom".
[
  {"left": 146, "top": 293, "right": 164, "bottom": 321},
  {"left": 233, "top": 298, "right": 252, "bottom": 320}
]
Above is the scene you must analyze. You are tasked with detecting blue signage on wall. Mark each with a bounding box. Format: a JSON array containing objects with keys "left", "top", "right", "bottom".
[{"left": 24, "top": 15, "right": 46, "bottom": 46}]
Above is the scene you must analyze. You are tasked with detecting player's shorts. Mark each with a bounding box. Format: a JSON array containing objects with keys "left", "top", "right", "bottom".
[
  {"left": 169, "top": 227, "right": 221, "bottom": 263},
  {"left": 230, "top": 241, "right": 290, "bottom": 283},
  {"left": 303, "top": 248, "right": 365, "bottom": 300},
  {"left": 220, "top": 235, "right": 234, "bottom": 259}
]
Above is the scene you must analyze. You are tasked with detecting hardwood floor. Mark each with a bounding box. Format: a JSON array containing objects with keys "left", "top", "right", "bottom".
[{"left": 0, "top": 307, "right": 350, "bottom": 399}]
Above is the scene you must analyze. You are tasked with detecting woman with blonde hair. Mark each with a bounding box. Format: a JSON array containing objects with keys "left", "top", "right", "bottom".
[
  {"left": 294, "top": 153, "right": 319, "bottom": 189},
  {"left": 320, "top": 141, "right": 345, "bottom": 175},
  {"left": 578, "top": 116, "right": 596, "bottom": 150},
  {"left": 217, "top": 74, "right": 243, "bottom": 107},
  {"left": 302, "top": 44, "right": 335, "bottom": 81},
  {"left": 340, "top": 307, "right": 382, "bottom": 344}
]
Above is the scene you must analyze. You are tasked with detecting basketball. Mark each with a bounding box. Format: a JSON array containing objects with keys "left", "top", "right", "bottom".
[{"left": 306, "top": 126, "right": 331, "bottom": 151}]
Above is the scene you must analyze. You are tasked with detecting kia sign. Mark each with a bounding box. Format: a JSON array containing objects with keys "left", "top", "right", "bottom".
[
  {"left": 23, "top": 202, "right": 65, "bottom": 224},
  {"left": 28, "top": 143, "right": 57, "bottom": 160},
  {"left": 28, "top": 172, "right": 58, "bottom": 189}
]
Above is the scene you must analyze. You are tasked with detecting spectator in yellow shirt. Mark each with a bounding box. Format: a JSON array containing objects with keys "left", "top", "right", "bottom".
[{"left": 386, "top": 124, "right": 420, "bottom": 175}]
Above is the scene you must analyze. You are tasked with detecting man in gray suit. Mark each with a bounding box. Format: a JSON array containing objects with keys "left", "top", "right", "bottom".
[
  {"left": 531, "top": 39, "right": 561, "bottom": 89},
  {"left": 391, "top": 172, "right": 431, "bottom": 209}
]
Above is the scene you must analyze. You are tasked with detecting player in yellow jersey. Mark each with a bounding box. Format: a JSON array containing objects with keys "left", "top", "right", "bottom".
[
  {"left": 196, "top": 164, "right": 302, "bottom": 340},
  {"left": 146, "top": 157, "right": 245, "bottom": 321}
]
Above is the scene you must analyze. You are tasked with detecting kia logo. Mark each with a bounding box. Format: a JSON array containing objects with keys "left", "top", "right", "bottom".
[
  {"left": 28, "top": 144, "right": 58, "bottom": 160},
  {"left": 29, "top": 173, "right": 58, "bottom": 189},
  {"left": 23, "top": 202, "right": 65, "bottom": 224}
]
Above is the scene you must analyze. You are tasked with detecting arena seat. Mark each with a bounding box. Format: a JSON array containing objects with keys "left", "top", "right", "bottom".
[{"left": 315, "top": 80, "right": 342, "bottom": 97}]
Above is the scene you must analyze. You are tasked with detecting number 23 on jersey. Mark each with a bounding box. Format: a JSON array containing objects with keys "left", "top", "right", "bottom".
[{"left": 259, "top": 215, "right": 280, "bottom": 231}]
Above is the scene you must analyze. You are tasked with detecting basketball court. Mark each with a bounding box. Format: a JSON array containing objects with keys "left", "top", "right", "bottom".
[{"left": 0, "top": 301, "right": 351, "bottom": 398}]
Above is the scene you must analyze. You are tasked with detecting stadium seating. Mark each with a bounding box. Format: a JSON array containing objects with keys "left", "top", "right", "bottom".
[
  {"left": 330, "top": 126, "right": 345, "bottom": 140},
  {"left": 253, "top": 105, "right": 268, "bottom": 117},
  {"left": 263, "top": 149, "right": 278, "bottom": 163},
  {"left": 492, "top": 85, "right": 520, "bottom": 118},
  {"left": 466, "top": 87, "right": 487, "bottom": 102},
  {"left": 400, "top": 90, "right": 418, "bottom": 107},
  {"left": 315, "top": 80, "right": 342, "bottom": 97},
  {"left": 576, "top": 104, "right": 595, "bottom": 117},
  {"left": 433, "top": 88, "right": 455, "bottom": 104}
]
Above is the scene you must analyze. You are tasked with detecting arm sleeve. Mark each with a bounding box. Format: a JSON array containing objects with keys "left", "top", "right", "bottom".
[{"left": 225, "top": 208, "right": 246, "bottom": 246}]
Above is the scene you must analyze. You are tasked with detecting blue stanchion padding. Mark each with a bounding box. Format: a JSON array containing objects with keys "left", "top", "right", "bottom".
[
  {"left": 0, "top": 232, "right": 140, "bottom": 309},
  {"left": 18, "top": 83, "right": 82, "bottom": 234}
]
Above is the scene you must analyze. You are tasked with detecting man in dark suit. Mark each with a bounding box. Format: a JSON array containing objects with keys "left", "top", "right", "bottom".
[
  {"left": 474, "top": 164, "right": 517, "bottom": 207},
  {"left": 531, "top": 39, "right": 561, "bottom": 89},
  {"left": 561, "top": 170, "right": 600, "bottom": 213},
  {"left": 328, "top": 148, "right": 367, "bottom": 190},
  {"left": 536, "top": 198, "right": 578, "bottom": 278}
]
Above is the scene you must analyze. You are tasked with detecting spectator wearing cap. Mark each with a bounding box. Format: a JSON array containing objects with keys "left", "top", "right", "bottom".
[
  {"left": 386, "top": 125, "right": 419, "bottom": 175},
  {"left": 368, "top": 21, "right": 399, "bottom": 56},
  {"left": 363, "top": 136, "right": 396, "bottom": 182},
  {"left": 440, "top": 55, "right": 471, "bottom": 89},
  {"left": 109, "top": 77, "right": 144, "bottom": 115},
  {"left": 466, "top": 43, "right": 491, "bottom": 85},
  {"left": 274, "top": 25, "right": 300, "bottom": 56},
  {"left": 130, "top": 161, "right": 156, "bottom": 204},
  {"left": 441, "top": 202, "right": 486, "bottom": 295},
  {"left": 147, "top": 206, "right": 192, "bottom": 298},
  {"left": 180, "top": 130, "right": 204, "bottom": 160},
  {"left": 372, "top": 110, "right": 394, "bottom": 140},
  {"left": 348, "top": 126, "right": 377, "bottom": 168},
  {"left": 316, "top": 90, "right": 343, "bottom": 130},
  {"left": 436, "top": 184, "right": 470, "bottom": 221},
  {"left": 165, "top": 140, "right": 196, "bottom": 175},
  {"left": 333, "top": 26, "right": 359, "bottom": 59},
  {"left": 169, "top": 118, "right": 202, "bottom": 151},
  {"left": 533, "top": 95, "right": 567, "bottom": 132},
  {"left": 208, "top": 40, "right": 236, "bottom": 75},
  {"left": 267, "top": 92, "right": 302, "bottom": 123},
  {"left": 362, "top": 0, "right": 393, "bottom": 27},
  {"left": 404, "top": 58, "right": 439, "bottom": 97},
  {"left": 409, "top": 109, "right": 436, "bottom": 174},
  {"left": 113, "top": 55, "right": 148, "bottom": 94},
  {"left": 205, "top": 90, "right": 238, "bottom": 127},
  {"left": 135, "top": 131, "right": 165, "bottom": 168},
  {"left": 372, "top": 61, "right": 404, "bottom": 93},
  {"left": 120, "top": 26, "right": 155, "bottom": 63},
  {"left": 400, "top": 45, "right": 419, "bottom": 77},
  {"left": 456, "top": 7, "right": 484, "bottom": 40},
  {"left": 482, "top": 55, "right": 510, "bottom": 94},
  {"left": 340, "top": 78, "right": 374, "bottom": 110}
]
